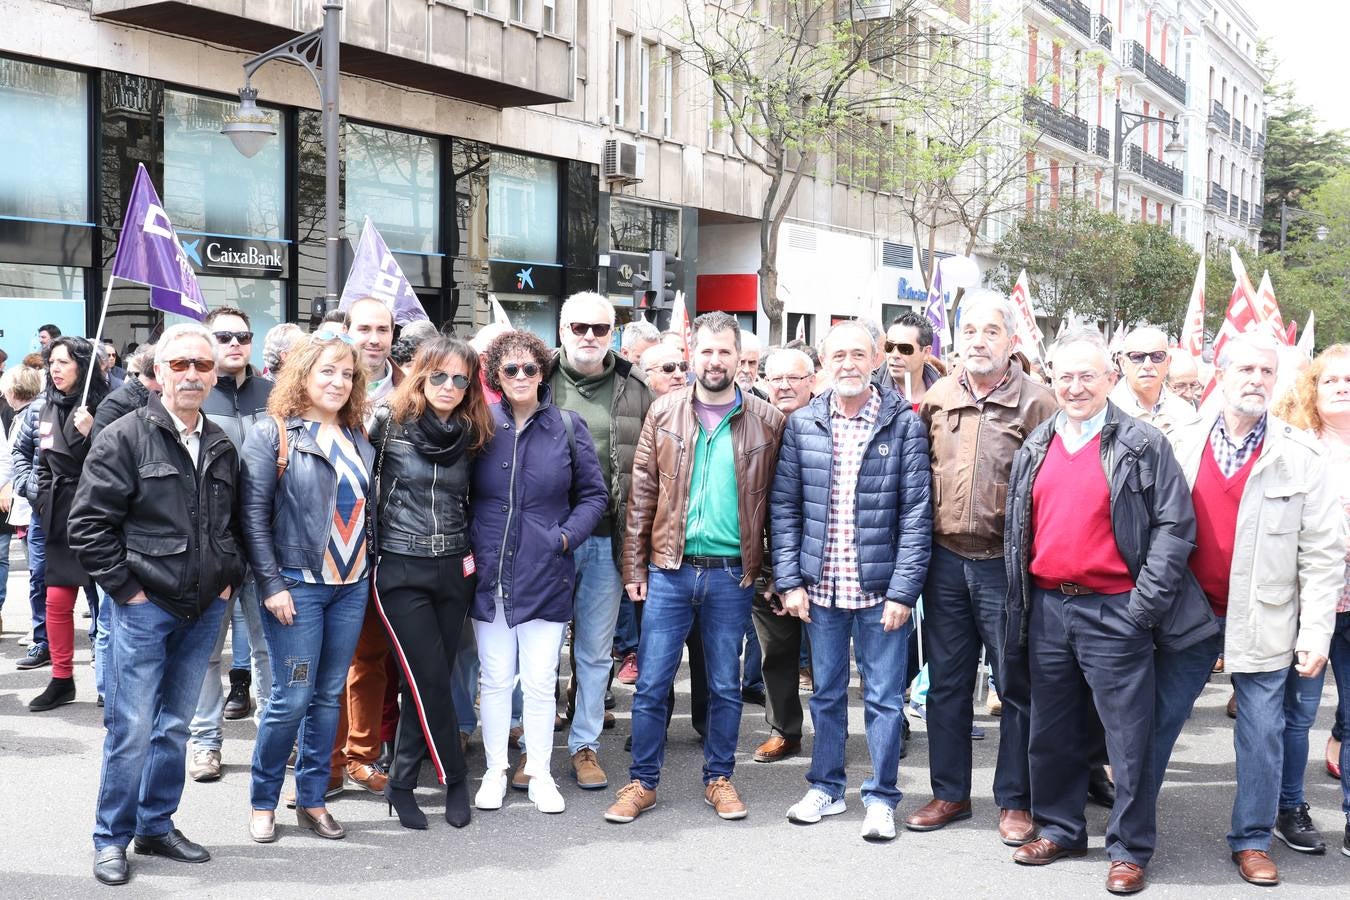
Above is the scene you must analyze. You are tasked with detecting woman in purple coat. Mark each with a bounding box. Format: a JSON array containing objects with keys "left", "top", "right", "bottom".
[{"left": 470, "top": 330, "right": 607, "bottom": 815}]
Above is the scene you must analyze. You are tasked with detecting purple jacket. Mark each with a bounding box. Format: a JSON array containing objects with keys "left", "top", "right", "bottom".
[{"left": 470, "top": 389, "right": 608, "bottom": 627}]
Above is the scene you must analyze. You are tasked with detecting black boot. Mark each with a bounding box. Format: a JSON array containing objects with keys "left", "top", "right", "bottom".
[
  {"left": 30, "top": 677, "right": 76, "bottom": 712},
  {"left": 445, "top": 780, "right": 471, "bottom": 828},
  {"left": 223, "top": 668, "right": 253, "bottom": 720},
  {"left": 377, "top": 740, "right": 395, "bottom": 771},
  {"left": 384, "top": 784, "right": 427, "bottom": 830}
]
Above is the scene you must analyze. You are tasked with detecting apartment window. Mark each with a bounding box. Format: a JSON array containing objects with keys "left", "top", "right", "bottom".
[
  {"left": 510, "top": 0, "right": 523, "bottom": 21},
  {"left": 542, "top": 0, "right": 555, "bottom": 32},
  {"left": 474, "top": 0, "right": 488, "bottom": 11},
  {"left": 662, "top": 52, "right": 675, "bottom": 138},
  {"left": 638, "top": 43, "right": 651, "bottom": 133},
  {"left": 614, "top": 35, "right": 627, "bottom": 127}
]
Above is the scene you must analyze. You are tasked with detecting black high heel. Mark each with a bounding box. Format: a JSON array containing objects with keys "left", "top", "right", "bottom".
[
  {"left": 384, "top": 784, "right": 427, "bottom": 830},
  {"left": 445, "top": 780, "right": 471, "bottom": 828}
]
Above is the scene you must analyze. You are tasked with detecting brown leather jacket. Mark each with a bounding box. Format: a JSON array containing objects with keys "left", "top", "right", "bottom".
[
  {"left": 622, "top": 387, "right": 785, "bottom": 587},
  {"left": 918, "top": 363, "right": 1056, "bottom": 559}
]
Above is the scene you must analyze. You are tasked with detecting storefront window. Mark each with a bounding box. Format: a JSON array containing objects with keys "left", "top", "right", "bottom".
[
  {"left": 489, "top": 151, "right": 559, "bottom": 262},
  {"left": 0, "top": 263, "right": 85, "bottom": 362},
  {"left": 496, "top": 294, "right": 560, "bottom": 344},
  {"left": 345, "top": 122, "right": 440, "bottom": 255},
  {"left": 609, "top": 198, "right": 679, "bottom": 255},
  {"left": 0, "top": 58, "right": 88, "bottom": 224}
]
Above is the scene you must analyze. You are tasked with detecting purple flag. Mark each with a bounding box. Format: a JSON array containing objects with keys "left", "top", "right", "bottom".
[
  {"left": 924, "top": 261, "right": 946, "bottom": 358},
  {"left": 339, "top": 217, "right": 429, "bottom": 325},
  {"left": 111, "top": 164, "right": 207, "bottom": 321}
]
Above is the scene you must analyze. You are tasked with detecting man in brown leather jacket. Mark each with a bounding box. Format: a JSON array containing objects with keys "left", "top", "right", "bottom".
[
  {"left": 904, "top": 291, "right": 1057, "bottom": 845},
  {"left": 604, "top": 312, "right": 784, "bottom": 825}
]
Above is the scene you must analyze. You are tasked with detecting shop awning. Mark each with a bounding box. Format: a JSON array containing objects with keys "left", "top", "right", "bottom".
[{"left": 696, "top": 274, "right": 758, "bottom": 312}]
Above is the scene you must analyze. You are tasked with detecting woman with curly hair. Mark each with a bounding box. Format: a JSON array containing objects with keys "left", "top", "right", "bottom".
[
  {"left": 239, "top": 330, "right": 374, "bottom": 843},
  {"left": 470, "top": 329, "right": 607, "bottom": 814},
  {"left": 371, "top": 337, "right": 494, "bottom": 829}
]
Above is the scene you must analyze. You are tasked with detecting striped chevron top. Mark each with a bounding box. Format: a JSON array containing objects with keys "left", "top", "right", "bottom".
[{"left": 282, "top": 421, "right": 370, "bottom": 585}]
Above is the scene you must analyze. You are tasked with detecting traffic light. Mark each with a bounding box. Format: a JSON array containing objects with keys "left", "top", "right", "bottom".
[
  {"left": 650, "top": 250, "right": 676, "bottom": 311},
  {"left": 631, "top": 271, "right": 652, "bottom": 316}
]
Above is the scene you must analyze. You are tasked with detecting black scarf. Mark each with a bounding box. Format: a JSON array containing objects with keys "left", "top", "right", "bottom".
[{"left": 404, "top": 408, "right": 470, "bottom": 466}]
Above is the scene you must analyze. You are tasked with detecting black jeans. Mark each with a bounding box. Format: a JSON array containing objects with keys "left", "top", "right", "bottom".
[
  {"left": 751, "top": 592, "right": 803, "bottom": 740},
  {"left": 375, "top": 551, "right": 473, "bottom": 789}
]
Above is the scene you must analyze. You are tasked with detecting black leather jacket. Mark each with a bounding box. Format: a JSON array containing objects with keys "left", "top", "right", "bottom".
[
  {"left": 69, "top": 394, "right": 246, "bottom": 620},
  {"left": 239, "top": 416, "right": 376, "bottom": 599},
  {"left": 371, "top": 408, "right": 472, "bottom": 557}
]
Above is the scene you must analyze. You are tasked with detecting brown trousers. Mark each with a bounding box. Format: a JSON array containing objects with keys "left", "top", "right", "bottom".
[{"left": 331, "top": 596, "right": 392, "bottom": 771}]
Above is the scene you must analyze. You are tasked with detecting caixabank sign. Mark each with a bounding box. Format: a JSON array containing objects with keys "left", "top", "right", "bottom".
[{"left": 179, "top": 234, "right": 288, "bottom": 278}]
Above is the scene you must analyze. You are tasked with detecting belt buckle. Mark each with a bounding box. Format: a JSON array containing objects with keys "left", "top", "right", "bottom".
[
  {"left": 428, "top": 534, "right": 448, "bottom": 553},
  {"left": 1059, "top": 582, "right": 1088, "bottom": 597}
]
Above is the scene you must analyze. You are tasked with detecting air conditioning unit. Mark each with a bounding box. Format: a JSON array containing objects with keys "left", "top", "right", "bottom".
[{"left": 602, "top": 139, "right": 645, "bottom": 184}]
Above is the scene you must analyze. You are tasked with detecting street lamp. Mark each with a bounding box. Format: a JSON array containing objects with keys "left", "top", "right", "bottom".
[
  {"left": 222, "top": 0, "right": 343, "bottom": 309},
  {"left": 1278, "top": 200, "right": 1331, "bottom": 251},
  {"left": 1111, "top": 99, "right": 1185, "bottom": 215}
]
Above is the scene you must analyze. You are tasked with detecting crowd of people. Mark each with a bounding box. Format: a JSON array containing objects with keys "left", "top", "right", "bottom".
[{"left": 1, "top": 293, "right": 1347, "bottom": 894}]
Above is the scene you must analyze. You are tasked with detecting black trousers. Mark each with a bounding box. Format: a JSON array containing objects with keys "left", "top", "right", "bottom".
[
  {"left": 751, "top": 593, "right": 803, "bottom": 740},
  {"left": 375, "top": 551, "right": 473, "bottom": 790},
  {"left": 1028, "top": 587, "right": 1157, "bottom": 867}
]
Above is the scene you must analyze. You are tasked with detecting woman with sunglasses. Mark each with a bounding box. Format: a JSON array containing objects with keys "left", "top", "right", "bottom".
[
  {"left": 370, "top": 337, "right": 494, "bottom": 829},
  {"left": 240, "top": 331, "right": 374, "bottom": 843},
  {"left": 28, "top": 336, "right": 109, "bottom": 712},
  {"left": 470, "top": 330, "right": 607, "bottom": 814}
]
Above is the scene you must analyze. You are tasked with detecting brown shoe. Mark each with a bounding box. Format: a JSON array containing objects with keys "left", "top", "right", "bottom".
[
  {"left": 998, "top": 808, "right": 1036, "bottom": 846},
  {"left": 571, "top": 748, "right": 608, "bottom": 790},
  {"left": 604, "top": 780, "right": 656, "bottom": 823},
  {"left": 509, "top": 726, "right": 523, "bottom": 749},
  {"left": 346, "top": 762, "right": 387, "bottom": 794},
  {"left": 296, "top": 805, "right": 345, "bottom": 840},
  {"left": 1227, "top": 691, "right": 1237, "bottom": 719},
  {"left": 511, "top": 754, "right": 531, "bottom": 790},
  {"left": 1231, "top": 849, "right": 1279, "bottom": 885},
  {"left": 1106, "top": 861, "right": 1146, "bottom": 894},
  {"left": 904, "top": 798, "right": 973, "bottom": 831},
  {"left": 1013, "top": 837, "right": 1087, "bottom": 866},
  {"left": 1213, "top": 657, "right": 1225, "bottom": 673},
  {"left": 704, "top": 777, "right": 748, "bottom": 820},
  {"left": 753, "top": 735, "right": 801, "bottom": 763}
]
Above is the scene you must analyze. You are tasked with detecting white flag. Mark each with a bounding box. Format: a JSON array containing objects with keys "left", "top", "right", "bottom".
[
  {"left": 1296, "top": 310, "right": 1316, "bottom": 358},
  {"left": 1009, "top": 269, "right": 1044, "bottom": 363},
  {"left": 488, "top": 293, "right": 512, "bottom": 327},
  {"left": 1179, "top": 255, "right": 1206, "bottom": 357}
]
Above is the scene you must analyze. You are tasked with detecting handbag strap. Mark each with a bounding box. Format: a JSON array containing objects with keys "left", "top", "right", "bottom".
[{"left": 273, "top": 415, "right": 289, "bottom": 481}]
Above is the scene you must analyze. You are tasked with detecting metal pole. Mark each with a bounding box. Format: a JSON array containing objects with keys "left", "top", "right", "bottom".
[
  {"left": 322, "top": 0, "right": 342, "bottom": 308},
  {"left": 1112, "top": 99, "right": 1122, "bottom": 215},
  {"left": 1279, "top": 200, "right": 1288, "bottom": 252}
]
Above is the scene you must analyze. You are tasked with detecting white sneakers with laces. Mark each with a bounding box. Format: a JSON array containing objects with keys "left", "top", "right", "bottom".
[
  {"left": 474, "top": 768, "right": 508, "bottom": 810},
  {"left": 528, "top": 775, "right": 566, "bottom": 814},
  {"left": 786, "top": 788, "right": 846, "bottom": 824},
  {"left": 861, "top": 803, "right": 897, "bottom": 841}
]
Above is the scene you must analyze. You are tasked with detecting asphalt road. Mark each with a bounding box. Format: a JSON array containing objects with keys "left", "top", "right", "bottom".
[{"left": 1, "top": 569, "right": 1346, "bottom": 897}]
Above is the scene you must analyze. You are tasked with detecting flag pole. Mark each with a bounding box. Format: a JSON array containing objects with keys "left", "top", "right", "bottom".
[{"left": 79, "top": 275, "right": 119, "bottom": 408}]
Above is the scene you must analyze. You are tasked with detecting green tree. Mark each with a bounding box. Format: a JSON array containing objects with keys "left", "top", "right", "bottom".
[
  {"left": 1116, "top": 224, "right": 1199, "bottom": 339},
  {"left": 1273, "top": 170, "right": 1350, "bottom": 346},
  {"left": 1259, "top": 79, "right": 1350, "bottom": 251}
]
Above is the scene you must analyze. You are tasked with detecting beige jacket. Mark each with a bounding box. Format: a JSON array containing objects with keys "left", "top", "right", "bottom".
[
  {"left": 1110, "top": 382, "right": 1201, "bottom": 436},
  {"left": 1171, "top": 413, "right": 1345, "bottom": 672}
]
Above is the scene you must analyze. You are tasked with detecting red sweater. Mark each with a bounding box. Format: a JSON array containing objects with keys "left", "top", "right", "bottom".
[
  {"left": 1030, "top": 433, "right": 1136, "bottom": 594},
  {"left": 1188, "top": 443, "right": 1260, "bottom": 617}
]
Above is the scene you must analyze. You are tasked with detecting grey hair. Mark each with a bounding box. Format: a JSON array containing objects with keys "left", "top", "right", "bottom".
[
  {"left": 691, "top": 311, "right": 741, "bottom": 352},
  {"left": 154, "top": 323, "right": 215, "bottom": 366},
  {"left": 621, "top": 320, "right": 661, "bottom": 349},
  {"left": 1049, "top": 327, "right": 1111, "bottom": 369},
  {"left": 560, "top": 291, "right": 616, "bottom": 325},
  {"left": 126, "top": 342, "right": 157, "bottom": 374},
  {"left": 960, "top": 289, "right": 1018, "bottom": 335},
  {"left": 739, "top": 331, "right": 763, "bottom": 353},
  {"left": 1215, "top": 331, "right": 1281, "bottom": 371},
  {"left": 262, "top": 323, "right": 304, "bottom": 372},
  {"left": 763, "top": 347, "right": 814, "bottom": 375},
  {"left": 1124, "top": 325, "right": 1169, "bottom": 347},
  {"left": 821, "top": 319, "right": 878, "bottom": 355}
]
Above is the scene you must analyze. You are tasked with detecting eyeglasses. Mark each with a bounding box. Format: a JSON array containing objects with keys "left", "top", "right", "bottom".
[
  {"left": 165, "top": 358, "right": 215, "bottom": 373},
  {"left": 1123, "top": 350, "right": 1168, "bottom": 365},
  {"left": 501, "top": 362, "right": 541, "bottom": 379},
  {"left": 312, "top": 329, "right": 357, "bottom": 346},
  {"left": 567, "top": 322, "right": 613, "bottom": 338},
  {"left": 767, "top": 374, "right": 812, "bottom": 387},
  {"left": 884, "top": 341, "right": 918, "bottom": 355},
  {"left": 428, "top": 371, "right": 471, "bottom": 389},
  {"left": 212, "top": 330, "right": 253, "bottom": 345},
  {"left": 646, "top": 361, "right": 689, "bottom": 375}
]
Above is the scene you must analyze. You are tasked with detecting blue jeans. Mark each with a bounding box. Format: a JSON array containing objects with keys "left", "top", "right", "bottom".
[
  {"left": 741, "top": 622, "right": 764, "bottom": 693},
  {"left": 1280, "top": 664, "right": 1327, "bottom": 810},
  {"left": 250, "top": 580, "right": 367, "bottom": 810},
  {"left": 1331, "top": 611, "right": 1350, "bottom": 824},
  {"left": 805, "top": 601, "right": 910, "bottom": 809},
  {"left": 568, "top": 536, "right": 624, "bottom": 756},
  {"left": 1152, "top": 626, "right": 1225, "bottom": 798},
  {"left": 27, "top": 517, "right": 47, "bottom": 648},
  {"left": 230, "top": 600, "right": 253, "bottom": 670},
  {"left": 630, "top": 561, "right": 752, "bottom": 788},
  {"left": 191, "top": 578, "right": 270, "bottom": 750},
  {"left": 93, "top": 597, "right": 227, "bottom": 849},
  {"left": 94, "top": 588, "right": 114, "bottom": 696},
  {"left": 1229, "top": 667, "right": 1291, "bottom": 851},
  {"left": 0, "top": 529, "right": 10, "bottom": 609}
]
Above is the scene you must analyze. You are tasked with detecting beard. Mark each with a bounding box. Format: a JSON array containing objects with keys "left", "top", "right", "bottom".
[
  {"left": 1232, "top": 392, "right": 1268, "bottom": 417},
  {"left": 697, "top": 367, "right": 733, "bottom": 393}
]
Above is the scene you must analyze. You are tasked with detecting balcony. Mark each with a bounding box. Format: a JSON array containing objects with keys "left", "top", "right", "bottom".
[
  {"left": 1254, "top": 133, "right": 1266, "bottom": 156},
  {"left": 1092, "top": 15, "right": 1113, "bottom": 49},
  {"left": 1209, "top": 100, "right": 1231, "bottom": 134},
  {"left": 1035, "top": 0, "right": 1093, "bottom": 39},
  {"left": 1024, "top": 93, "right": 1090, "bottom": 152},
  {"left": 92, "top": 0, "right": 575, "bottom": 107},
  {"left": 1209, "top": 182, "right": 1229, "bottom": 211},
  {"left": 1232, "top": 118, "right": 1243, "bottom": 142},
  {"left": 1126, "top": 144, "right": 1183, "bottom": 195},
  {"left": 1252, "top": 203, "right": 1263, "bottom": 224},
  {"left": 1243, "top": 126, "right": 1253, "bottom": 149},
  {"left": 1093, "top": 125, "right": 1110, "bottom": 160},
  {"left": 1125, "top": 40, "right": 1187, "bottom": 104},
  {"left": 1230, "top": 196, "right": 1239, "bottom": 217},
  {"left": 1241, "top": 200, "right": 1250, "bottom": 223}
]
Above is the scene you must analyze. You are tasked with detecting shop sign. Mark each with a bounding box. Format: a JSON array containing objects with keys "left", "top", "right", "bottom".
[
  {"left": 897, "top": 276, "right": 950, "bottom": 302},
  {"left": 489, "top": 259, "right": 563, "bottom": 295},
  {"left": 179, "top": 234, "right": 287, "bottom": 277}
]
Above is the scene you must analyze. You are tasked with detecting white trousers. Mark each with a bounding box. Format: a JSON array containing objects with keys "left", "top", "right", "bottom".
[{"left": 473, "top": 603, "right": 565, "bottom": 778}]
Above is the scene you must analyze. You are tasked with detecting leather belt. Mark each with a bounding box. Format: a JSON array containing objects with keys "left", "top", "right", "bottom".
[
  {"left": 388, "top": 532, "right": 465, "bottom": 555},
  {"left": 685, "top": 555, "right": 743, "bottom": 569},
  {"left": 1056, "top": 582, "right": 1095, "bottom": 597}
]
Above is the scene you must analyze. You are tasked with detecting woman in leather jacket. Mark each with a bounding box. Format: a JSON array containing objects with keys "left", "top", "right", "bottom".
[
  {"left": 372, "top": 337, "right": 494, "bottom": 830},
  {"left": 239, "top": 331, "right": 374, "bottom": 844}
]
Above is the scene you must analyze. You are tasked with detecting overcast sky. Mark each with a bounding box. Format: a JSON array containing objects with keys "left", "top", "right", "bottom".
[{"left": 1240, "top": 0, "right": 1348, "bottom": 131}]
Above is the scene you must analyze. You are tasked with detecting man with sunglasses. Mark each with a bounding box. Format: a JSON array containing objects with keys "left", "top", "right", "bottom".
[
  {"left": 1110, "top": 327, "right": 1200, "bottom": 436},
  {"left": 640, "top": 343, "right": 690, "bottom": 397},
  {"left": 885, "top": 313, "right": 943, "bottom": 409},
  {"left": 548, "top": 291, "right": 653, "bottom": 791},
  {"left": 185, "top": 306, "right": 274, "bottom": 784}
]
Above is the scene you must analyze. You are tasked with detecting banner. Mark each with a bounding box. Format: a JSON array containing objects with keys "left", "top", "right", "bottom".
[
  {"left": 1254, "top": 270, "right": 1289, "bottom": 344},
  {"left": 1009, "top": 269, "right": 1044, "bottom": 363},
  {"left": 1179, "top": 255, "right": 1206, "bottom": 357},
  {"left": 111, "top": 163, "right": 207, "bottom": 321},
  {"left": 924, "top": 262, "right": 948, "bottom": 358},
  {"left": 1201, "top": 248, "right": 1265, "bottom": 401},
  {"left": 670, "top": 290, "right": 693, "bottom": 362},
  {"left": 339, "top": 217, "right": 430, "bottom": 325}
]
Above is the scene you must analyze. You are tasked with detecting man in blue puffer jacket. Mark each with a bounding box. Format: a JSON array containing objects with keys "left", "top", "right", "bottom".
[{"left": 770, "top": 319, "right": 932, "bottom": 842}]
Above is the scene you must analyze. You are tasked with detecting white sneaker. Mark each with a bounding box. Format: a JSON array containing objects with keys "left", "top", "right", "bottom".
[
  {"left": 861, "top": 803, "right": 896, "bottom": 841},
  {"left": 474, "top": 769, "right": 508, "bottom": 810},
  {"left": 786, "top": 788, "right": 846, "bottom": 824},
  {"left": 528, "top": 775, "right": 566, "bottom": 814}
]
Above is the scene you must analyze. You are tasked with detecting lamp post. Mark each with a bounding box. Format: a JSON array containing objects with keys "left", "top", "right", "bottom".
[
  {"left": 1111, "top": 98, "right": 1186, "bottom": 215},
  {"left": 1278, "top": 200, "right": 1330, "bottom": 252},
  {"left": 222, "top": 0, "right": 342, "bottom": 311}
]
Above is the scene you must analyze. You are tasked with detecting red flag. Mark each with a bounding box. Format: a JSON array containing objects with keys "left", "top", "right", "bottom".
[
  {"left": 1202, "top": 280, "right": 1261, "bottom": 402},
  {"left": 1254, "top": 270, "right": 1289, "bottom": 344}
]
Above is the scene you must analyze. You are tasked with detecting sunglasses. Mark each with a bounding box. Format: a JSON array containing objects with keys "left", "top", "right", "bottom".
[
  {"left": 567, "top": 322, "right": 613, "bottom": 338},
  {"left": 165, "top": 358, "right": 215, "bottom": 373},
  {"left": 429, "top": 371, "right": 471, "bottom": 389},
  {"left": 212, "top": 330, "right": 253, "bottom": 345},
  {"left": 312, "top": 329, "right": 357, "bottom": 346},
  {"left": 501, "top": 362, "right": 541, "bottom": 379},
  {"left": 884, "top": 341, "right": 917, "bottom": 355},
  {"left": 1123, "top": 350, "right": 1169, "bottom": 365},
  {"left": 646, "top": 361, "right": 689, "bottom": 375}
]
